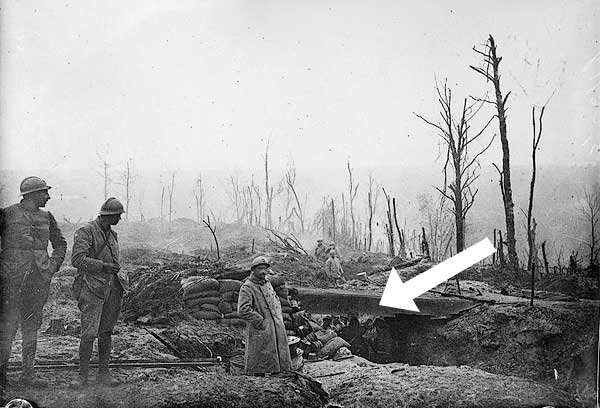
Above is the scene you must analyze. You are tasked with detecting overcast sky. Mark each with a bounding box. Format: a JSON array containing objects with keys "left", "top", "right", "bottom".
[{"left": 1, "top": 0, "right": 598, "bottom": 175}]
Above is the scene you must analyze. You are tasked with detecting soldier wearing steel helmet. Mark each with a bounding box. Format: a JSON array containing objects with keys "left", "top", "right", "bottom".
[
  {"left": 0, "top": 177, "right": 67, "bottom": 394},
  {"left": 237, "top": 256, "right": 291, "bottom": 375},
  {"left": 70, "top": 198, "right": 128, "bottom": 388}
]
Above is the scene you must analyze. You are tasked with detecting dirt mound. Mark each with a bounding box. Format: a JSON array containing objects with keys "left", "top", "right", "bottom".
[
  {"left": 6, "top": 369, "right": 328, "bottom": 408},
  {"left": 413, "top": 302, "right": 598, "bottom": 405},
  {"left": 304, "top": 358, "right": 579, "bottom": 408}
]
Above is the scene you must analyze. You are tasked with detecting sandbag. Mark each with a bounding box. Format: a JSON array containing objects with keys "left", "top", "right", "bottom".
[
  {"left": 223, "top": 312, "right": 241, "bottom": 319},
  {"left": 318, "top": 337, "right": 350, "bottom": 358},
  {"left": 315, "top": 329, "right": 337, "bottom": 345},
  {"left": 181, "top": 276, "right": 206, "bottom": 292},
  {"left": 218, "top": 300, "right": 233, "bottom": 314},
  {"left": 220, "top": 291, "right": 238, "bottom": 302},
  {"left": 218, "top": 279, "right": 242, "bottom": 293},
  {"left": 186, "top": 296, "right": 222, "bottom": 308},
  {"left": 221, "top": 318, "right": 247, "bottom": 326},
  {"left": 183, "top": 290, "right": 221, "bottom": 301},
  {"left": 184, "top": 278, "right": 220, "bottom": 296},
  {"left": 200, "top": 304, "right": 221, "bottom": 313},
  {"left": 192, "top": 310, "right": 222, "bottom": 320}
]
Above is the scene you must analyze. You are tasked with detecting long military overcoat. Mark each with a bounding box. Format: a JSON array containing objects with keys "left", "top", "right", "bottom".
[{"left": 237, "top": 278, "right": 291, "bottom": 374}]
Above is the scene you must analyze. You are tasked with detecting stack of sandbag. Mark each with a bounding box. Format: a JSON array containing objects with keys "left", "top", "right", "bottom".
[
  {"left": 218, "top": 279, "right": 245, "bottom": 326},
  {"left": 181, "top": 277, "right": 246, "bottom": 326}
]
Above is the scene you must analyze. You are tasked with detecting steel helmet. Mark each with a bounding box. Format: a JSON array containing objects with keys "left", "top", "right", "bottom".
[
  {"left": 99, "top": 197, "right": 125, "bottom": 216},
  {"left": 250, "top": 256, "right": 270, "bottom": 271},
  {"left": 20, "top": 176, "right": 52, "bottom": 196}
]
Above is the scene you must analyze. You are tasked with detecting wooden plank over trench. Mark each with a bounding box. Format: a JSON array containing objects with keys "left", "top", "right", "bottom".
[{"left": 295, "top": 287, "right": 479, "bottom": 317}]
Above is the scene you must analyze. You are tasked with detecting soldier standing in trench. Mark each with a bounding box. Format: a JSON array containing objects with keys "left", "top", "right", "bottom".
[
  {"left": 0, "top": 177, "right": 67, "bottom": 397},
  {"left": 237, "top": 256, "right": 291, "bottom": 375},
  {"left": 71, "top": 198, "right": 128, "bottom": 388}
]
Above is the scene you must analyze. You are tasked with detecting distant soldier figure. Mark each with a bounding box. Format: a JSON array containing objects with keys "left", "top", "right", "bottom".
[
  {"left": 71, "top": 198, "right": 128, "bottom": 387},
  {"left": 0, "top": 177, "right": 67, "bottom": 394},
  {"left": 326, "top": 240, "right": 341, "bottom": 258},
  {"left": 237, "top": 256, "right": 291, "bottom": 375},
  {"left": 314, "top": 239, "right": 327, "bottom": 261},
  {"left": 325, "top": 250, "right": 346, "bottom": 282}
]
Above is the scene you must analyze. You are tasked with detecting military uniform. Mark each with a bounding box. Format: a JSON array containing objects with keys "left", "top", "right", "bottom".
[
  {"left": 0, "top": 202, "right": 66, "bottom": 385},
  {"left": 71, "top": 217, "right": 128, "bottom": 383}
]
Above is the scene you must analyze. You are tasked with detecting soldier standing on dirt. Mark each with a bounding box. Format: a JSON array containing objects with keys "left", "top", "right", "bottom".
[
  {"left": 325, "top": 250, "right": 346, "bottom": 282},
  {"left": 0, "top": 177, "right": 67, "bottom": 396},
  {"left": 71, "top": 198, "right": 128, "bottom": 388},
  {"left": 237, "top": 256, "right": 291, "bottom": 375}
]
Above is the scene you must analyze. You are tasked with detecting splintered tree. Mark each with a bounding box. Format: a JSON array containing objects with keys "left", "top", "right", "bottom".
[
  {"left": 579, "top": 183, "right": 600, "bottom": 270},
  {"left": 284, "top": 163, "right": 306, "bottom": 233},
  {"left": 192, "top": 175, "right": 206, "bottom": 224},
  {"left": 118, "top": 159, "right": 135, "bottom": 220},
  {"left": 382, "top": 188, "right": 395, "bottom": 257},
  {"left": 226, "top": 174, "right": 243, "bottom": 223},
  {"left": 525, "top": 105, "right": 546, "bottom": 271},
  {"left": 96, "top": 147, "right": 111, "bottom": 200},
  {"left": 416, "top": 79, "right": 494, "bottom": 253},
  {"left": 347, "top": 160, "right": 359, "bottom": 246},
  {"left": 203, "top": 216, "right": 220, "bottom": 260},
  {"left": 471, "top": 35, "right": 519, "bottom": 270},
  {"left": 167, "top": 172, "right": 175, "bottom": 224},
  {"left": 264, "top": 138, "right": 274, "bottom": 229},
  {"left": 366, "top": 171, "right": 380, "bottom": 252}
]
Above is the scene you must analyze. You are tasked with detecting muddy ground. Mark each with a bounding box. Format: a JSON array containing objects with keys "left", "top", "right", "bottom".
[{"left": 3, "top": 220, "right": 599, "bottom": 407}]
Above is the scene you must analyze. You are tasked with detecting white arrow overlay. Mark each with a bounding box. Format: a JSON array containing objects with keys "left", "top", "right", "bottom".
[{"left": 379, "top": 238, "right": 496, "bottom": 312}]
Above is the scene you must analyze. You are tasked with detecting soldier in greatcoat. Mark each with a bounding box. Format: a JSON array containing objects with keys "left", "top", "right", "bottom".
[
  {"left": 71, "top": 198, "right": 128, "bottom": 387},
  {"left": 237, "top": 256, "right": 291, "bottom": 375}
]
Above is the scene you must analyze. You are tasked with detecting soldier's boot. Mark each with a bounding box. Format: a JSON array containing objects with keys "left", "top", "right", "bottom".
[
  {"left": 70, "top": 340, "right": 93, "bottom": 389},
  {"left": 19, "top": 337, "right": 47, "bottom": 388},
  {"left": 97, "top": 336, "right": 119, "bottom": 387}
]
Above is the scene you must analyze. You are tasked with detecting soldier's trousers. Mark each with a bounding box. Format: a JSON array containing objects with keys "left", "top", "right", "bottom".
[
  {"left": 78, "top": 280, "right": 123, "bottom": 343},
  {"left": 0, "top": 269, "right": 52, "bottom": 382}
]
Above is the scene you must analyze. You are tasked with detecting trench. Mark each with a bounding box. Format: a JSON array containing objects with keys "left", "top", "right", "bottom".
[{"left": 328, "top": 313, "right": 449, "bottom": 365}]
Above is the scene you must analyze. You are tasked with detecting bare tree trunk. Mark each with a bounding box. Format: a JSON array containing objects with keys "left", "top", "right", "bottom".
[
  {"left": 160, "top": 186, "right": 165, "bottom": 232},
  {"left": 471, "top": 35, "right": 518, "bottom": 270},
  {"left": 416, "top": 80, "right": 494, "bottom": 255},
  {"left": 203, "top": 216, "right": 220, "bottom": 260},
  {"left": 331, "top": 198, "right": 336, "bottom": 242},
  {"left": 368, "top": 191, "right": 373, "bottom": 251},
  {"left": 527, "top": 105, "right": 546, "bottom": 271},
  {"left": 383, "top": 188, "right": 395, "bottom": 257},
  {"left": 264, "top": 138, "right": 273, "bottom": 229},
  {"left": 541, "top": 240, "right": 550, "bottom": 276},
  {"left": 421, "top": 226, "right": 430, "bottom": 257},
  {"left": 392, "top": 198, "right": 406, "bottom": 258},
  {"left": 168, "top": 173, "right": 175, "bottom": 225},
  {"left": 347, "top": 161, "right": 359, "bottom": 247},
  {"left": 498, "top": 230, "right": 506, "bottom": 266}
]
